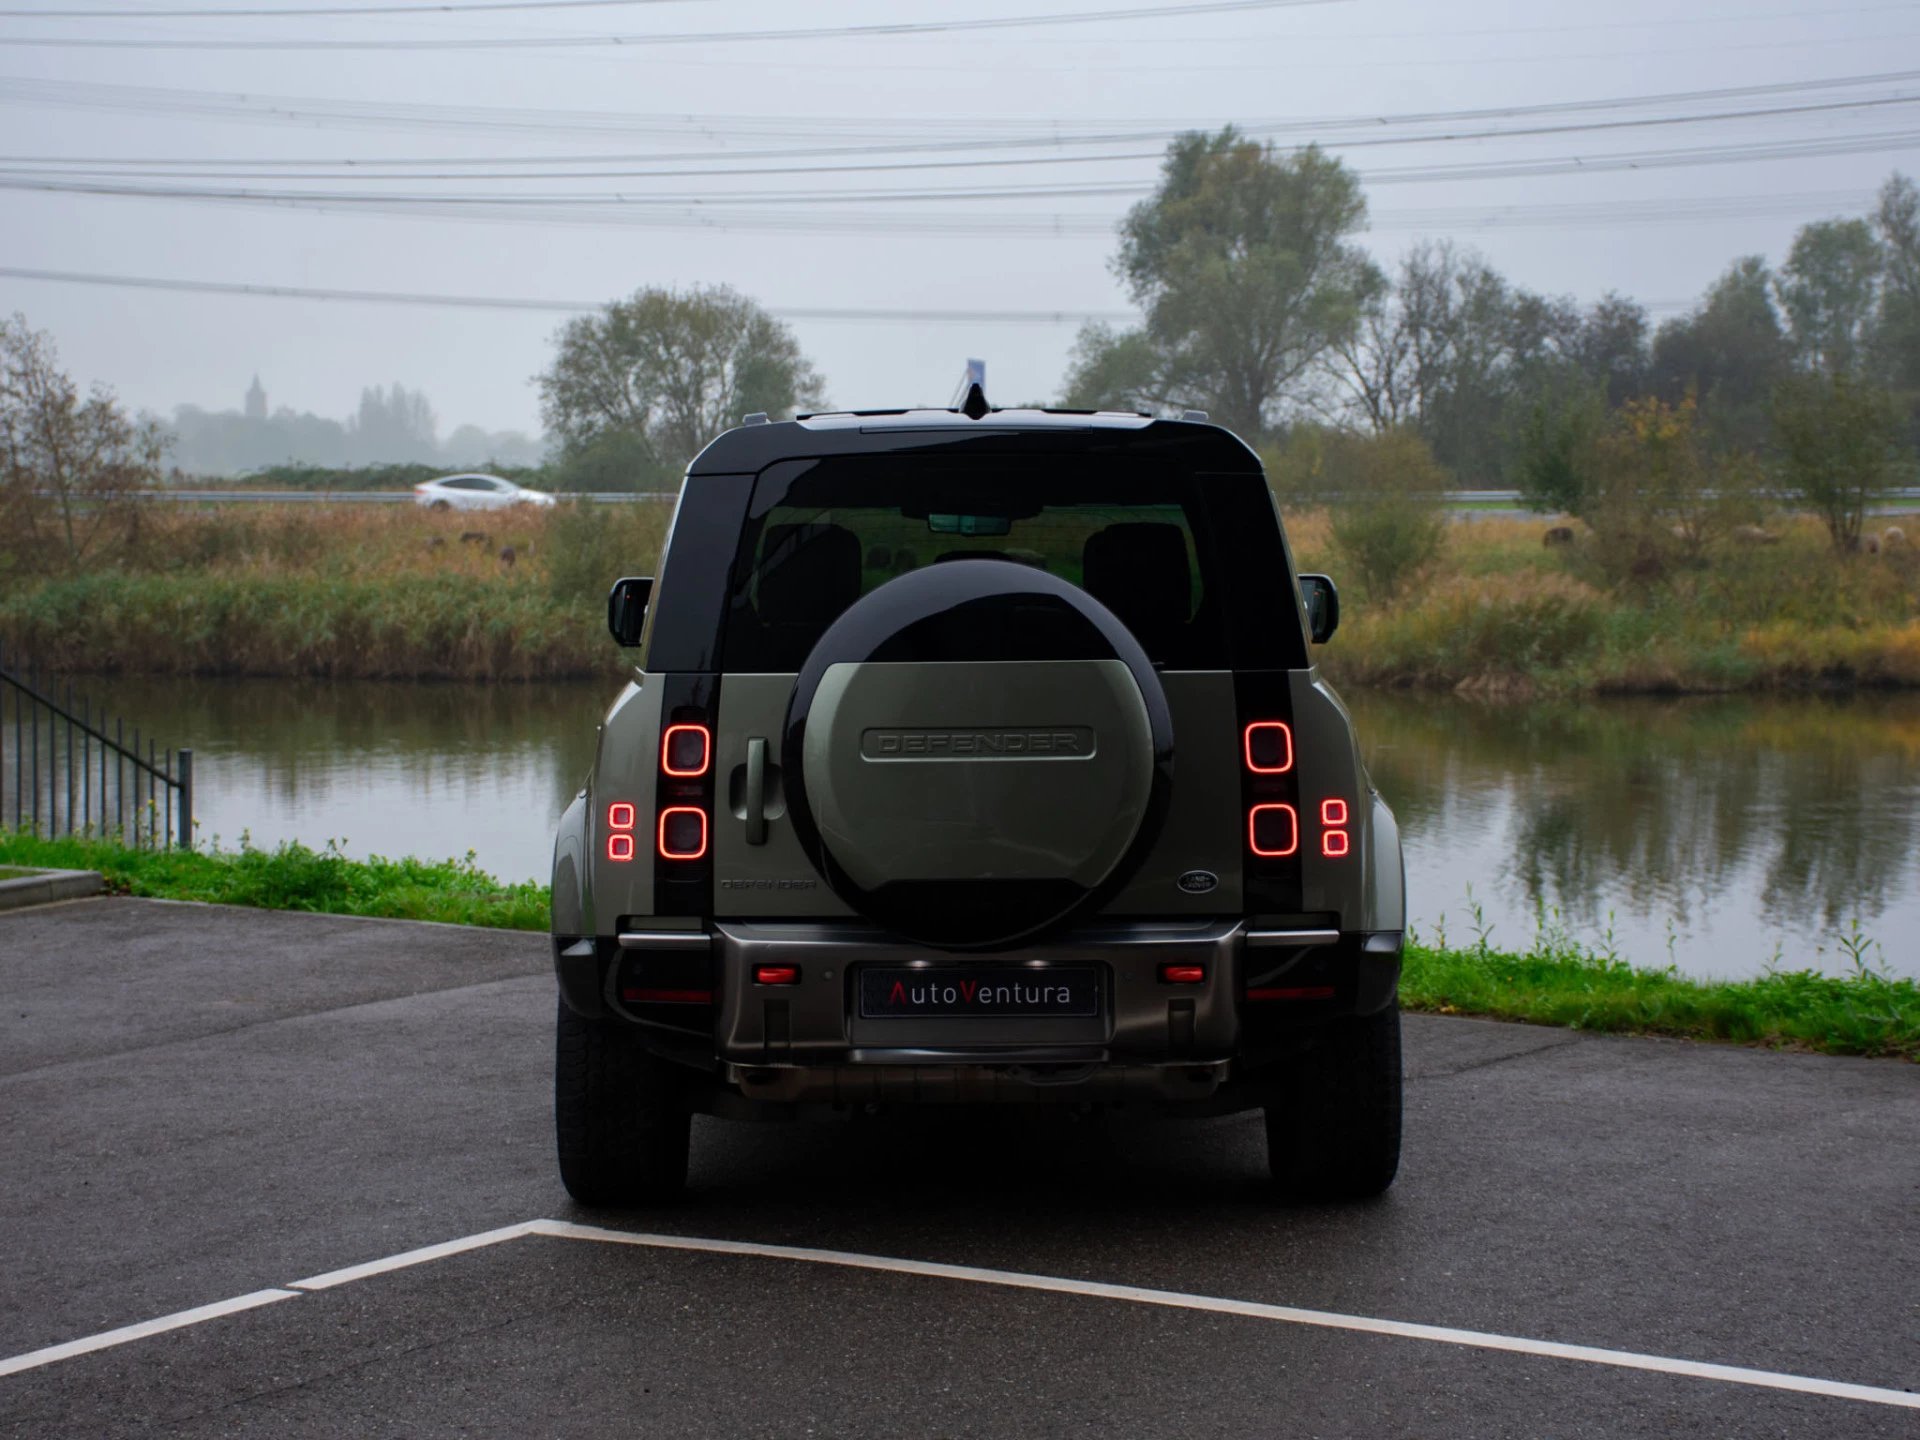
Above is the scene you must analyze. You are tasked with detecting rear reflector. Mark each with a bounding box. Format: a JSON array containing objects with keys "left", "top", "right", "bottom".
[
  {"left": 661, "top": 723, "right": 712, "bottom": 777},
  {"left": 607, "top": 833, "right": 636, "bottom": 863},
  {"left": 1246, "top": 985, "right": 1336, "bottom": 1002},
  {"left": 1248, "top": 803, "right": 1299, "bottom": 858},
  {"left": 607, "top": 802, "right": 636, "bottom": 831},
  {"left": 753, "top": 965, "right": 800, "bottom": 986},
  {"left": 657, "top": 806, "right": 708, "bottom": 860},
  {"left": 1160, "top": 964, "right": 1206, "bottom": 984}
]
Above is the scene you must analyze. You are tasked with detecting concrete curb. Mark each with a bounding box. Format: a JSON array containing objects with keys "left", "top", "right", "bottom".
[{"left": 0, "top": 868, "right": 103, "bottom": 912}]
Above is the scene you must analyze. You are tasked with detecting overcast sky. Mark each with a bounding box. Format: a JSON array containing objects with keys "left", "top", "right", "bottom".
[{"left": 2, "top": 0, "right": 1917, "bottom": 442}]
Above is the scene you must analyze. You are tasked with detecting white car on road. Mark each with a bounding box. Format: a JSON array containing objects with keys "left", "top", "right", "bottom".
[{"left": 413, "top": 473, "right": 557, "bottom": 511}]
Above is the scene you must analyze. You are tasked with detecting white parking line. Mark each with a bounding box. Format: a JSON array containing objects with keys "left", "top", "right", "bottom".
[
  {"left": 529, "top": 1222, "right": 1920, "bottom": 1412},
  {"left": 289, "top": 1222, "right": 539, "bottom": 1291},
  {"left": 0, "top": 1290, "right": 298, "bottom": 1380},
  {"left": 1, "top": 1220, "right": 1915, "bottom": 1414}
]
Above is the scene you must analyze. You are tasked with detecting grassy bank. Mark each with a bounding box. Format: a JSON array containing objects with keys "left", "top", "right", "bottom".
[
  {"left": 3, "top": 833, "right": 1912, "bottom": 1060},
  {"left": 1401, "top": 939, "right": 1916, "bottom": 1061},
  {"left": 0, "top": 833, "right": 547, "bottom": 930},
  {"left": 0, "top": 501, "right": 667, "bottom": 680},
  {"left": 0, "top": 499, "right": 1915, "bottom": 689},
  {"left": 1287, "top": 511, "right": 1920, "bottom": 694}
]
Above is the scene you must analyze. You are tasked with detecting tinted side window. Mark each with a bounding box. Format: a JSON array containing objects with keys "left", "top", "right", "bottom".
[{"left": 721, "top": 456, "right": 1271, "bottom": 672}]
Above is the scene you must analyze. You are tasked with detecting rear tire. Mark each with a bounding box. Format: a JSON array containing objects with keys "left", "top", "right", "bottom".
[
  {"left": 1264, "top": 1005, "right": 1402, "bottom": 1201},
  {"left": 554, "top": 998, "right": 691, "bottom": 1205}
]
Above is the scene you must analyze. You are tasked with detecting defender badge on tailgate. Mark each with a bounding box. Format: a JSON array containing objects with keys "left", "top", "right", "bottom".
[{"left": 1177, "top": 869, "right": 1220, "bottom": 894}]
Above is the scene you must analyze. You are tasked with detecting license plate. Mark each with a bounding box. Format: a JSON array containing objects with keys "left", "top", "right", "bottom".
[{"left": 857, "top": 966, "right": 1101, "bottom": 1019}]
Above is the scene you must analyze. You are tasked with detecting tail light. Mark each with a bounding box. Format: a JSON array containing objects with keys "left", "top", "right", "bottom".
[
  {"left": 1321, "top": 798, "right": 1350, "bottom": 858},
  {"left": 1243, "top": 722, "right": 1293, "bottom": 774},
  {"left": 657, "top": 806, "right": 708, "bottom": 861},
  {"left": 1249, "top": 803, "right": 1299, "bottom": 858},
  {"left": 606, "top": 801, "right": 637, "bottom": 862},
  {"left": 661, "top": 723, "right": 711, "bottom": 777}
]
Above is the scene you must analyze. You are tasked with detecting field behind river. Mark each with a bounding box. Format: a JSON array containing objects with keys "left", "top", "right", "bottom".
[{"left": 0, "top": 499, "right": 1916, "bottom": 690}]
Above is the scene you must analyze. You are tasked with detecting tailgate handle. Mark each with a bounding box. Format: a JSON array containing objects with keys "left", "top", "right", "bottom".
[{"left": 745, "top": 736, "right": 768, "bottom": 846}]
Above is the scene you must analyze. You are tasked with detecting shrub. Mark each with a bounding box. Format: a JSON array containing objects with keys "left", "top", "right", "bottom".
[
  {"left": 1330, "top": 571, "right": 1606, "bottom": 686},
  {"left": 1319, "top": 429, "right": 1450, "bottom": 603}
]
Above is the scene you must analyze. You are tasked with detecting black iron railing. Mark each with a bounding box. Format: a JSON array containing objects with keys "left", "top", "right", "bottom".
[{"left": 0, "top": 645, "right": 193, "bottom": 849}]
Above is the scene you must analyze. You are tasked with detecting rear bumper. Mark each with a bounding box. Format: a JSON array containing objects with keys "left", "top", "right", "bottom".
[{"left": 555, "top": 918, "right": 1400, "bottom": 1107}]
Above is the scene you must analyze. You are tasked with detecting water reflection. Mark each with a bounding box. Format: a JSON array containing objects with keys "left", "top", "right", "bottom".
[
  {"left": 1346, "top": 691, "right": 1920, "bottom": 979},
  {"left": 40, "top": 678, "right": 1920, "bottom": 982},
  {"left": 101, "top": 676, "right": 608, "bottom": 886}
]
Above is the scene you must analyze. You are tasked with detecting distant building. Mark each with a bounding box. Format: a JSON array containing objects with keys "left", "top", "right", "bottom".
[{"left": 244, "top": 374, "right": 267, "bottom": 421}]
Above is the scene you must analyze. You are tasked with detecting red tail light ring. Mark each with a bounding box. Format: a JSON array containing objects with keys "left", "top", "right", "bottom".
[
  {"left": 1248, "top": 803, "right": 1299, "bottom": 858},
  {"left": 607, "top": 833, "right": 636, "bottom": 862},
  {"left": 661, "top": 724, "right": 712, "bottom": 777},
  {"left": 1243, "top": 721, "right": 1294, "bottom": 774},
  {"left": 657, "top": 806, "right": 709, "bottom": 861}
]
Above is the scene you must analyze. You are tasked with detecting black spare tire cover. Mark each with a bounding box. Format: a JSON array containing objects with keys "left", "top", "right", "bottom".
[{"left": 782, "top": 558, "right": 1173, "bottom": 949}]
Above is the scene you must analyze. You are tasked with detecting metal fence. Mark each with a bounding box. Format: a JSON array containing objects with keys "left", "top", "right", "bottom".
[{"left": 0, "top": 645, "right": 193, "bottom": 849}]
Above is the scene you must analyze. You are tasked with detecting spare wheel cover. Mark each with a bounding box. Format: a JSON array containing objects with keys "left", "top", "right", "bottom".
[{"left": 782, "top": 558, "right": 1173, "bottom": 950}]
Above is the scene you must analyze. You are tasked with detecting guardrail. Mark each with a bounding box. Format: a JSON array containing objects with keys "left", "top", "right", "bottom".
[{"left": 0, "top": 645, "right": 192, "bottom": 849}]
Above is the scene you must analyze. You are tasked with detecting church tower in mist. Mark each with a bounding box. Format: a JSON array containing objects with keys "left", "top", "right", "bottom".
[{"left": 245, "top": 374, "right": 267, "bottom": 421}]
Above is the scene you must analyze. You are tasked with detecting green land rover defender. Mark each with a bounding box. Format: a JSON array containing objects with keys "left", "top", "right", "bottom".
[{"left": 551, "top": 392, "right": 1405, "bottom": 1204}]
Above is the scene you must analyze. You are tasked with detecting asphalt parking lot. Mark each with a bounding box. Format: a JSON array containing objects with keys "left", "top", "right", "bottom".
[{"left": 1, "top": 896, "right": 1915, "bottom": 1437}]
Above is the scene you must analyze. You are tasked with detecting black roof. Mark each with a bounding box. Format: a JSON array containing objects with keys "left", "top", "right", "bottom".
[{"left": 687, "top": 407, "right": 1264, "bottom": 476}]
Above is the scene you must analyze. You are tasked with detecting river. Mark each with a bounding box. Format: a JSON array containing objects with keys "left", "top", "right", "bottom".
[{"left": 43, "top": 676, "right": 1920, "bottom": 982}]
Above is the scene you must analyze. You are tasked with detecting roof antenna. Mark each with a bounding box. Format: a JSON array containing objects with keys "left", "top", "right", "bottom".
[{"left": 960, "top": 382, "right": 992, "bottom": 420}]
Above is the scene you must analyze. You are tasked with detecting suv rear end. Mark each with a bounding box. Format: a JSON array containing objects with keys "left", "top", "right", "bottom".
[{"left": 552, "top": 405, "right": 1405, "bottom": 1204}]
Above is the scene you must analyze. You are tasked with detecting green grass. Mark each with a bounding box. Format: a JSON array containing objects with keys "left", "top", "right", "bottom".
[
  {"left": 0, "top": 832, "right": 548, "bottom": 931},
  {"left": 4, "top": 832, "right": 1912, "bottom": 1061},
  {"left": 1401, "top": 938, "right": 1919, "bottom": 1062},
  {"left": 0, "top": 865, "right": 36, "bottom": 880}
]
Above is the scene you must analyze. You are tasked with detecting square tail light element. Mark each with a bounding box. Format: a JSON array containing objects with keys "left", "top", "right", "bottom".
[
  {"left": 662, "top": 724, "right": 712, "bottom": 777},
  {"left": 1244, "top": 722, "right": 1294, "bottom": 774},
  {"left": 657, "top": 806, "right": 709, "bottom": 860},
  {"left": 1249, "top": 803, "right": 1299, "bottom": 858}
]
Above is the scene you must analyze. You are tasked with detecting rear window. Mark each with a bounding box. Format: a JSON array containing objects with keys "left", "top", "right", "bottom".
[{"left": 722, "top": 457, "right": 1242, "bottom": 672}]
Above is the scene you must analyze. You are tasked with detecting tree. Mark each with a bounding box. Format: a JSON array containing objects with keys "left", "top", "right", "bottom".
[
  {"left": 1582, "top": 395, "right": 1763, "bottom": 581},
  {"left": 1650, "top": 256, "right": 1791, "bottom": 450},
  {"left": 1065, "top": 131, "right": 1380, "bottom": 441},
  {"left": 349, "top": 382, "right": 438, "bottom": 464},
  {"left": 1777, "top": 218, "right": 1883, "bottom": 375},
  {"left": 1872, "top": 172, "right": 1920, "bottom": 390},
  {"left": 1771, "top": 370, "right": 1911, "bottom": 551},
  {"left": 1570, "top": 293, "right": 1651, "bottom": 409},
  {"left": 1325, "top": 241, "right": 1512, "bottom": 471},
  {"left": 0, "top": 314, "right": 164, "bottom": 575},
  {"left": 1510, "top": 380, "right": 1607, "bottom": 516},
  {"left": 538, "top": 285, "right": 823, "bottom": 488}
]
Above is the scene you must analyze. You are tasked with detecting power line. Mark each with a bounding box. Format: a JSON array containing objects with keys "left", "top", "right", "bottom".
[
  {"left": 3, "top": 66, "right": 1913, "bottom": 159},
  {"left": 0, "top": 265, "right": 1139, "bottom": 323},
  {"left": 0, "top": 0, "right": 711, "bottom": 15},
  {"left": 6, "top": 126, "right": 1916, "bottom": 212},
  {"left": 0, "top": 0, "right": 1345, "bottom": 48},
  {"left": 8, "top": 93, "right": 1915, "bottom": 183}
]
